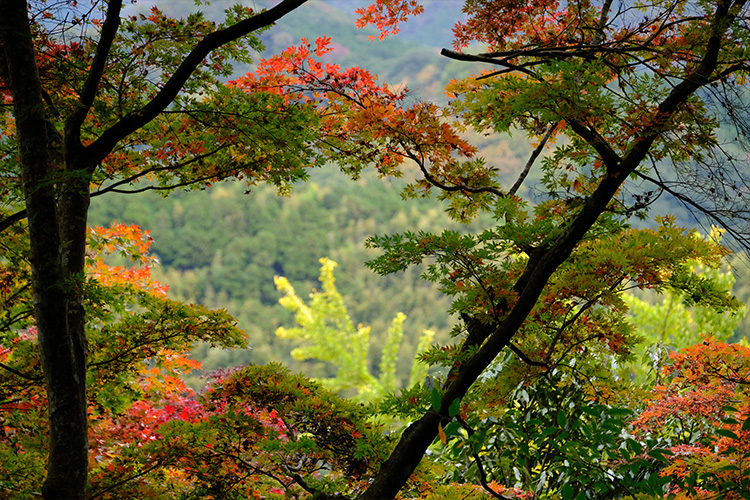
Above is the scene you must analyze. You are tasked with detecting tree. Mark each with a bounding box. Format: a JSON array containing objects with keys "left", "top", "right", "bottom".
[
  {"left": 1, "top": 223, "right": 384, "bottom": 499},
  {"left": 1, "top": 225, "right": 741, "bottom": 497},
  {"left": 623, "top": 228, "right": 746, "bottom": 383},
  {"left": 354, "top": 1, "right": 750, "bottom": 498},
  {"left": 633, "top": 337, "right": 750, "bottom": 498},
  {"left": 0, "top": 1, "right": 473, "bottom": 498},
  {"left": 0, "top": 3, "right": 308, "bottom": 497},
  {"left": 0, "top": 222, "right": 244, "bottom": 498},
  {"left": 275, "top": 256, "right": 433, "bottom": 402}
]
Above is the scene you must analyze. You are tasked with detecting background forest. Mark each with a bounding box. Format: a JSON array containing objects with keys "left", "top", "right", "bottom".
[{"left": 89, "top": 0, "right": 750, "bottom": 386}]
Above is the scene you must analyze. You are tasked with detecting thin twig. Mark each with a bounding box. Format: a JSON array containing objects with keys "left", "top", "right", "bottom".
[
  {"left": 634, "top": 170, "right": 750, "bottom": 250},
  {"left": 509, "top": 121, "right": 559, "bottom": 196},
  {"left": 456, "top": 416, "right": 511, "bottom": 500},
  {"left": 406, "top": 151, "right": 506, "bottom": 197}
]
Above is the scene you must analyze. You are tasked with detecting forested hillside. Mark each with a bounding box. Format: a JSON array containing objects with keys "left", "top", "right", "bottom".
[
  {"left": 87, "top": 0, "right": 527, "bottom": 381},
  {"left": 89, "top": 0, "right": 750, "bottom": 382},
  {"left": 88, "top": 171, "right": 468, "bottom": 380}
]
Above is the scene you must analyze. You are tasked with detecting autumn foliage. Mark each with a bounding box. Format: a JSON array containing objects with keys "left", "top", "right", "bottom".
[
  {"left": 633, "top": 338, "right": 750, "bottom": 498},
  {"left": 0, "top": 224, "right": 385, "bottom": 499},
  {"left": 2, "top": 0, "right": 750, "bottom": 499}
]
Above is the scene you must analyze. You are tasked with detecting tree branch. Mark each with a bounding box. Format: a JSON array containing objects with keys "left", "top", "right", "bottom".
[
  {"left": 634, "top": 170, "right": 750, "bottom": 249},
  {"left": 440, "top": 48, "right": 540, "bottom": 79},
  {"left": 0, "top": 362, "right": 43, "bottom": 381},
  {"left": 456, "top": 416, "right": 511, "bottom": 500},
  {"left": 0, "top": 209, "right": 27, "bottom": 233},
  {"left": 406, "top": 151, "right": 506, "bottom": 197},
  {"left": 86, "top": 462, "right": 166, "bottom": 500},
  {"left": 64, "top": 0, "right": 122, "bottom": 155},
  {"left": 565, "top": 118, "right": 622, "bottom": 172},
  {"left": 291, "top": 473, "right": 350, "bottom": 500},
  {"left": 509, "top": 121, "right": 558, "bottom": 196},
  {"left": 85, "top": 0, "right": 310, "bottom": 169},
  {"left": 508, "top": 343, "right": 548, "bottom": 368},
  {"left": 90, "top": 144, "right": 228, "bottom": 196}
]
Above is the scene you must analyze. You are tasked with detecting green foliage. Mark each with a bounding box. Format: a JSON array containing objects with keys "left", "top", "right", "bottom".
[
  {"left": 85, "top": 361, "right": 391, "bottom": 499},
  {"left": 1, "top": 220, "right": 395, "bottom": 499},
  {"left": 114, "top": 363, "right": 389, "bottom": 499},
  {"left": 0, "top": 222, "right": 249, "bottom": 497},
  {"left": 421, "top": 353, "right": 674, "bottom": 500},
  {"left": 275, "top": 257, "right": 432, "bottom": 402},
  {"left": 5, "top": 1, "right": 750, "bottom": 498},
  {"left": 623, "top": 229, "right": 746, "bottom": 383},
  {"left": 367, "top": 194, "right": 744, "bottom": 498},
  {"left": 88, "top": 173, "right": 460, "bottom": 380}
]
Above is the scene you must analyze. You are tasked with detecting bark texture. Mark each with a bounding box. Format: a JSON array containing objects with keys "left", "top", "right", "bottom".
[{"left": 1, "top": 1, "right": 89, "bottom": 498}]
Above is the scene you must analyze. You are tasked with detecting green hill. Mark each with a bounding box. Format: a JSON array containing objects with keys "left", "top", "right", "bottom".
[{"left": 90, "top": 1, "right": 750, "bottom": 385}]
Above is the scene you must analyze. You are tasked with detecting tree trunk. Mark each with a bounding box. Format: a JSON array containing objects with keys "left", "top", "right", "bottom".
[
  {"left": 1, "top": 1, "right": 312, "bottom": 497},
  {"left": 0, "top": 1, "right": 89, "bottom": 498}
]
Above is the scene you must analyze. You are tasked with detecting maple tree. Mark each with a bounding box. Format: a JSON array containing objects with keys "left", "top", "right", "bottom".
[
  {"left": 0, "top": 222, "right": 244, "bottom": 497},
  {"left": 354, "top": 0, "right": 750, "bottom": 498},
  {"left": 0, "top": 0, "right": 474, "bottom": 498},
  {"left": 633, "top": 337, "right": 750, "bottom": 499},
  {"left": 1, "top": 224, "right": 387, "bottom": 499}
]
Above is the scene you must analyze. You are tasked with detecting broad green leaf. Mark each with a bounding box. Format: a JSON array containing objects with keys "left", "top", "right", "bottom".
[
  {"left": 647, "top": 449, "right": 674, "bottom": 462},
  {"left": 561, "top": 483, "right": 574, "bottom": 500},
  {"left": 542, "top": 426, "right": 559, "bottom": 437},
  {"left": 716, "top": 428, "right": 739, "bottom": 440},
  {"left": 448, "top": 398, "right": 461, "bottom": 418},
  {"left": 430, "top": 387, "right": 442, "bottom": 413}
]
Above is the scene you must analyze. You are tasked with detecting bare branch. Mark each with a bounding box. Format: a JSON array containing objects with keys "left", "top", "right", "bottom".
[
  {"left": 406, "top": 151, "right": 506, "bottom": 197},
  {"left": 636, "top": 170, "right": 750, "bottom": 248},
  {"left": 508, "top": 343, "right": 548, "bottom": 368},
  {"left": 440, "top": 48, "right": 540, "bottom": 79},
  {"left": 509, "top": 121, "right": 558, "bottom": 196}
]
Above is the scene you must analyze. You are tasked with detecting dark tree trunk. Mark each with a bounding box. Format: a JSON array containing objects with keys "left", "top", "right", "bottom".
[
  {"left": 0, "top": 1, "right": 89, "bottom": 499},
  {"left": 0, "top": 1, "right": 310, "bottom": 497}
]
